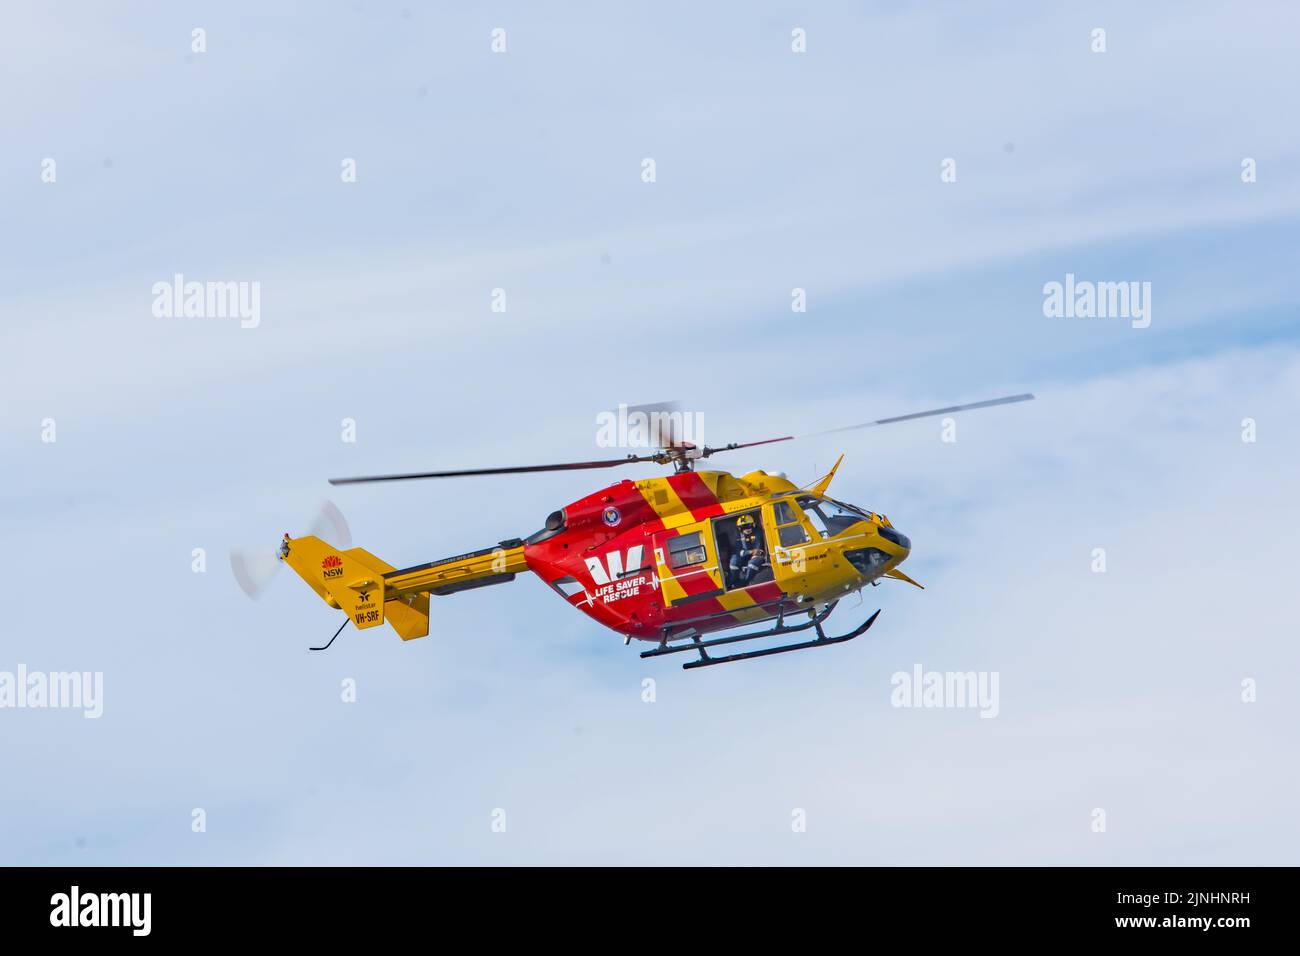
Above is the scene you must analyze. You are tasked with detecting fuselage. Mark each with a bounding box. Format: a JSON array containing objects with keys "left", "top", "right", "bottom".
[
  {"left": 279, "top": 468, "right": 912, "bottom": 646},
  {"left": 523, "top": 469, "right": 911, "bottom": 642}
]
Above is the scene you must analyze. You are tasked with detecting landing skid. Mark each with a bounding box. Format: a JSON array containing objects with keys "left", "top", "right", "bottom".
[{"left": 640, "top": 601, "right": 881, "bottom": 670}]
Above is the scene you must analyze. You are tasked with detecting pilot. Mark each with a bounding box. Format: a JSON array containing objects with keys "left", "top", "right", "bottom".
[{"left": 729, "top": 514, "right": 766, "bottom": 587}]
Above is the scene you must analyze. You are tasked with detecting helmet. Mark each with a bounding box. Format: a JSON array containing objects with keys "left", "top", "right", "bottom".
[{"left": 737, "top": 514, "right": 756, "bottom": 535}]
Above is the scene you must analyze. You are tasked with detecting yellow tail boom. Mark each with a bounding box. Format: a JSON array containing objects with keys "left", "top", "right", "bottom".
[{"left": 279, "top": 534, "right": 527, "bottom": 640}]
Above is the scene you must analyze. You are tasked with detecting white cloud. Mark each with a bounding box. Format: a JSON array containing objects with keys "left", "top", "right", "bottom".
[
  {"left": 4, "top": 340, "right": 1296, "bottom": 864},
  {"left": 3, "top": 0, "right": 1298, "bottom": 865}
]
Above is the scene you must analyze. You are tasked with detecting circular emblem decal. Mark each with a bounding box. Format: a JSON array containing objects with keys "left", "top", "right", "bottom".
[{"left": 602, "top": 506, "right": 621, "bottom": 527}]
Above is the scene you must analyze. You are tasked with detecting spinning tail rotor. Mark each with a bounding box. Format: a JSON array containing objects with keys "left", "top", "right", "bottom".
[{"left": 230, "top": 500, "right": 351, "bottom": 599}]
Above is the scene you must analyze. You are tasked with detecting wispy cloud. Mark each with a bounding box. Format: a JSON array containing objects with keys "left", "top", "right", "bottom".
[{"left": 2, "top": 1, "right": 1297, "bottom": 865}]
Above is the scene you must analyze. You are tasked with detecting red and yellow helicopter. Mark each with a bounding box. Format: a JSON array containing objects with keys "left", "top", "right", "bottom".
[{"left": 260, "top": 394, "right": 1032, "bottom": 669}]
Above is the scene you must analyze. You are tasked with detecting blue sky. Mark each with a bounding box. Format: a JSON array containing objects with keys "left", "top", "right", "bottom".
[{"left": 2, "top": 1, "right": 1298, "bottom": 864}]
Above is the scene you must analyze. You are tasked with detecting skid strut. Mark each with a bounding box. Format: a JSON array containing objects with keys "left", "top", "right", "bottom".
[
  {"left": 642, "top": 601, "right": 834, "bottom": 659},
  {"left": 683, "top": 610, "right": 880, "bottom": 669},
  {"left": 641, "top": 602, "right": 880, "bottom": 670}
]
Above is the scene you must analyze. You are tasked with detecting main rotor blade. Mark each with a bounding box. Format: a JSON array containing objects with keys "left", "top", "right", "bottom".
[
  {"left": 803, "top": 392, "right": 1035, "bottom": 438},
  {"left": 702, "top": 393, "right": 1034, "bottom": 458},
  {"left": 329, "top": 453, "right": 662, "bottom": 485},
  {"left": 705, "top": 435, "right": 796, "bottom": 454},
  {"left": 329, "top": 394, "right": 1035, "bottom": 484}
]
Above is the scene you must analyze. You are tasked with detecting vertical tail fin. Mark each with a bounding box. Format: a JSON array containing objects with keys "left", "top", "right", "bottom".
[{"left": 279, "top": 535, "right": 428, "bottom": 640}]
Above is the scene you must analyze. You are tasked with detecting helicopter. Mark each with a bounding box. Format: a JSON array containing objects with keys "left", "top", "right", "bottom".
[{"left": 269, "top": 393, "right": 1033, "bottom": 669}]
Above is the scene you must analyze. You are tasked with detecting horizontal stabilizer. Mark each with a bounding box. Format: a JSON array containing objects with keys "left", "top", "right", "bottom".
[{"left": 343, "top": 547, "right": 429, "bottom": 641}]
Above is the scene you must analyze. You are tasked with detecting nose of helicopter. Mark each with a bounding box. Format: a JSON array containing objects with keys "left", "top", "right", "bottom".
[
  {"left": 843, "top": 523, "right": 910, "bottom": 577},
  {"left": 876, "top": 524, "right": 911, "bottom": 555}
]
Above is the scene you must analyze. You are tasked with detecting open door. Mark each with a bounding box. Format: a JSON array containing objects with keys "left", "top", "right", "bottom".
[{"left": 712, "top": 508, "right": 774, "bottom": 591}]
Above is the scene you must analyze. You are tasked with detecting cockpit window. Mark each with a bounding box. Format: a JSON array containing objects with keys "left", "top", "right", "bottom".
[
  {"left": 825, "top": 497, "right": 872, "bottom": 519},
  {"left": 795, "top": 496, "right": 869, "bottom": 538}
]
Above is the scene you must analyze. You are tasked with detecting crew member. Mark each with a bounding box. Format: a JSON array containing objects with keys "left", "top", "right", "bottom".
[{"left": 729, "top": 514, "right": 766, "bottom": 587}]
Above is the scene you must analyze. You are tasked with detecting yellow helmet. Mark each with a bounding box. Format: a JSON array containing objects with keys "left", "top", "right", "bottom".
[{"left": 736, "top": 514, "right": 756, "bottom": 531}]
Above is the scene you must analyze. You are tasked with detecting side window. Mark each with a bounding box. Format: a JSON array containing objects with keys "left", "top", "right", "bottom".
[
  {"left": 773, "top": 500, "right": 797, "bottom": 525},
  {"left": 550, "top": 576, "right": 585, "bottom": 598},
  {"left": 668, "top": 531, "right": 707, "bottom": 569},
  {"left": 771, "top": 500, "right": 809, "bottom": 546},
  {"left": 779, "top": 523, "right": 809, "bottom": 547}
]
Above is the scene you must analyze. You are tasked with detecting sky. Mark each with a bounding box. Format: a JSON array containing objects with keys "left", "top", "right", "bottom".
[{"left": 1, "top": 1, "right": 1297, "bottom": 865}]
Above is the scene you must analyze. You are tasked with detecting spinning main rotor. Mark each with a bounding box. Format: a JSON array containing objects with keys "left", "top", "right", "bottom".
[{"left": 327, "top": 393, "right": 1035, "bottom": 485}]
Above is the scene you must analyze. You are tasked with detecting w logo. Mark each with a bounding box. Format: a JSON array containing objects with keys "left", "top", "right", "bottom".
[{"left": 584, "top": 545, "right": 645, "bottom": 586}]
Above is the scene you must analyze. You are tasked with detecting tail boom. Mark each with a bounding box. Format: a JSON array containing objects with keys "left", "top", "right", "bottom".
[{"left": 279, "top": 534, "right": 526, "bottom": 641}]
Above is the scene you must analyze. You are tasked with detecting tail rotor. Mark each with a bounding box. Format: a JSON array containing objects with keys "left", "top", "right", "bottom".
[{"left": 230, "top": 500, "right": 351, "bottom": 599}]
